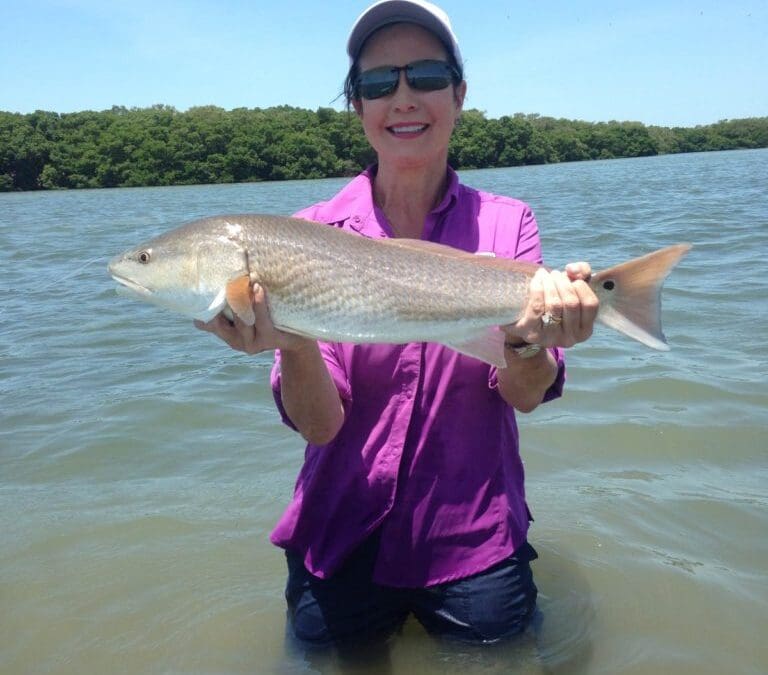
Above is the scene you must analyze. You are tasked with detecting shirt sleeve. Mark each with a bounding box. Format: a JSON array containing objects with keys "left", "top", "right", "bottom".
[
  {"left": 487, "top": 200, "right": 566, "bottom": 402},
  {"left": 487, "top": 350, "right": 565, "bottom": 402},
  {"left": 514, "top": 204, "right": 544, "bottom": 263},
  {"left": 270, "top": 342, "right": 353, "bottom": 432}
]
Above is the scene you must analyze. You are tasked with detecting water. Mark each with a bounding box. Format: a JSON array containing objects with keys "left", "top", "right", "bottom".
[{"left": 1, "top": 149, "right": 767, "bottom": 674}]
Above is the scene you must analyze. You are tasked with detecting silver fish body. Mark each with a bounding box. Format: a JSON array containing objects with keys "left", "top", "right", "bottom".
[
  {"left": 241, "top": 216, "right": 529, "bottom": 343},
  {"left": 109, "top": 214, "right": 690, "bottom": 366}
]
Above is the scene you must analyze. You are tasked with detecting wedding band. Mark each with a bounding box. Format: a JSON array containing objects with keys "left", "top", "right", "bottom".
[{"left": 541, "top": 312, "right": 563, "bottom": 327}]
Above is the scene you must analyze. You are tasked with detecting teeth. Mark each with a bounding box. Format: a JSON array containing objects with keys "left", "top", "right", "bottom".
[{"left": 391, "top": 125, "right": 426, "bottom": 134}]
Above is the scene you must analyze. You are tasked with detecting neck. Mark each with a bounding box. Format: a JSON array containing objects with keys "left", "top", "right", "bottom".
[{"left": 373, "top": 159, "right": 449, "bottom": 239}]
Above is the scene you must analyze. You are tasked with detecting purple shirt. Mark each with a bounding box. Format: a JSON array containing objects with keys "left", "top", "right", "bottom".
[{"left": 269, "top": 167, "right": 565, "bottom": 587}]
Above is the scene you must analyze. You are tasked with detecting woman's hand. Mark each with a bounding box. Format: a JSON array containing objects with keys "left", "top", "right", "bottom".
[
  {"left": 506, "top": 262, "right": 599, "bottom": 348},
  {"left": 194, "top": 283, "right": 315, "bottom": 355}
]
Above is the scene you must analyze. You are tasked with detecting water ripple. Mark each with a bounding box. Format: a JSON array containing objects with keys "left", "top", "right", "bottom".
[{"left": 2, "top": 149, "right": 767, "bottom": 674}]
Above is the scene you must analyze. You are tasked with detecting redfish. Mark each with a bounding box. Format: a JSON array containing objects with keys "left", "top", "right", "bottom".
[{"left": 109, "top": 214, "right": 690, "bottom": 366}]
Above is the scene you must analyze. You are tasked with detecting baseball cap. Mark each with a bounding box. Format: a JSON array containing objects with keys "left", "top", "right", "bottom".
[{"left": 346, "top": 0, "right": 463, "bottom": 68}]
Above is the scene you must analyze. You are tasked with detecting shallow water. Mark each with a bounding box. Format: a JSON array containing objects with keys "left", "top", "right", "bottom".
[{"left": 1, "top": 149, "right": 767, "bottom": 674}]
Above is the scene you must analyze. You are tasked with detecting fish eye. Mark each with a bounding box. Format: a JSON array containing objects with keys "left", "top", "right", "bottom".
[
  {"left": 602, "top": 280, "right": 615, "bottom": 291},
  {"left": 138, "top": 250, "right": 151, "bottom": 264}
]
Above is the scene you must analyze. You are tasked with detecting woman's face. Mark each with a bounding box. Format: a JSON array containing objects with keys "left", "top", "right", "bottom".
[{"left": 354, "top": 23, "right": 466, "bottom": 171}]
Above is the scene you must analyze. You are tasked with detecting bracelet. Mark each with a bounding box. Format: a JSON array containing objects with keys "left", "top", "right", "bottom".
[{"left": 504, "top": 340, "right": 542, "bottom": 359}]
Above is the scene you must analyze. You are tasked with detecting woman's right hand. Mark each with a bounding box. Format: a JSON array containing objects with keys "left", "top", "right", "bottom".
[{"left": 194, "top": 283, "right": 316, "bottom": 356}]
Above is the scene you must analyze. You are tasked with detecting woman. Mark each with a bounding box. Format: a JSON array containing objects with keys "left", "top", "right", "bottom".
[{"left": 197, "top": 0, "right": 598, "bottom": 647}]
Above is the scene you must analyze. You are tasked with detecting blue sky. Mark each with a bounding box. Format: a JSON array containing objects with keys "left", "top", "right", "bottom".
[{"left": 2, "top": 0, "right": 766, "bottom": 127}]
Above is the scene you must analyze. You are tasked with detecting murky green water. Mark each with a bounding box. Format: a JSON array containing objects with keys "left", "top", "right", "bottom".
[{"left": 1, "top": 149, "right": 766, "bottom": 674}]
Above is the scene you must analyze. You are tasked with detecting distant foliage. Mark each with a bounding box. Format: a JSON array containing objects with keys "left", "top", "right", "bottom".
[{"left": 0, "top": 105, "right": 766, "bottom": 191}]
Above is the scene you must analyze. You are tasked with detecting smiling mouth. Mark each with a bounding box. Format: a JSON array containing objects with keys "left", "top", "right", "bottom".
[{"left": 388, "top": 124, "right": 429, "bottom": 135}]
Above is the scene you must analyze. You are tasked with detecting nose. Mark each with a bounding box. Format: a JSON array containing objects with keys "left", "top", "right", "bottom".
[{"left": 391, "top": 71, "right": 418, "bottom": 111}]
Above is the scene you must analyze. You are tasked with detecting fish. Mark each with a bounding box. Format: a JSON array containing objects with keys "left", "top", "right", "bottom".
[{"left": 108, "top": 214, "right": 691, "bottom": 367}]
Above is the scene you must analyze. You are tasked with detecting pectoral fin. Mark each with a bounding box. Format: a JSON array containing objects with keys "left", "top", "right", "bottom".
[{"left": 225, "top": 275, "right": 256, "bottom": 326}]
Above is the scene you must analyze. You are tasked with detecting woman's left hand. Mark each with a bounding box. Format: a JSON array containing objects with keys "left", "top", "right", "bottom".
[{"left": 505, "top": 262, "right": 599, "bottom": 348}]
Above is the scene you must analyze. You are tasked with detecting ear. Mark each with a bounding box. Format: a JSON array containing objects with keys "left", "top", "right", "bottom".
[{"left": 352, "top": 98, "right": 363, "bottom": 117}]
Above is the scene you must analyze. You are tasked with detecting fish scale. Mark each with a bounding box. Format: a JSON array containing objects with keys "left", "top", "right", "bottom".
[{"left": 238, "top": 216, "right": 524, "bottom": 337}]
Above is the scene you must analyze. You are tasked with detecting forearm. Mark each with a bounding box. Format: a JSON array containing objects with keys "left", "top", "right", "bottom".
[
  {"left": 280, "top": 341, "right": 345, "bottom": 445},
  {"left": 496, "top": 347, "right": 559, "bottom": 413}
]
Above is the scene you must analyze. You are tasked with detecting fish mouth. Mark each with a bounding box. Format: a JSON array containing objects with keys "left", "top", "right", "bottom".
[{"left": 110, "top": 273, "right": 152, "bottom": 297}]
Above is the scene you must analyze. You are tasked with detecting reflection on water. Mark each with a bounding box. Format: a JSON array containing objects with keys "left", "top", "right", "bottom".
[{"left": 534, "top": 545, "right": 595, "bottom": 674}]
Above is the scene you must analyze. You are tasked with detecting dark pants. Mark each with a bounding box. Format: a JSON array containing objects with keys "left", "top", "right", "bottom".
[{"left": 284, "top": 533, "right": 538, "bottom": 647}]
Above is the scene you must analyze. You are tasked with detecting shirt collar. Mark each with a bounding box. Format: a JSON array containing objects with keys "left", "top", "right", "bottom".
[
  {"left": 309, "top": 165, "right": 460, "bottom": 236},
  {"left": 366, "top": 164, "right": 460, "bottom": 217},
  {"left": 432, "top": 165, "right": 460, "bottom": 215}
]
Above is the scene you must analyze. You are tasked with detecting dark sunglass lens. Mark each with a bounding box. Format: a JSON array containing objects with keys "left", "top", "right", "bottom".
[
  {"left": 407, "top": 61, "right": 454, "bottom": 91},
  {"left": 358, "top": 67, "right": 399, "bottom": 99},
  {"left": 356, "top": 61, "right": 457, "bottom": 99}
]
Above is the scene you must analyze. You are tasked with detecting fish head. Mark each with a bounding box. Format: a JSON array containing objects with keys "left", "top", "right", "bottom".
[{"left": 108, "top": 219, "right": 250, "bottom": 322}]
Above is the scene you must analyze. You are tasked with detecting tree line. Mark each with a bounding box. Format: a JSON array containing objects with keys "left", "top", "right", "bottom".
[{"left": 1, "top": 104, "right": 766, "bottom": 191}]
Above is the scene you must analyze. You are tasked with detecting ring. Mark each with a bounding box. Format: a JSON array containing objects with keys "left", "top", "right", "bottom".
[{"left": 541, "top": 312, "right": 563, "bottom": 327}]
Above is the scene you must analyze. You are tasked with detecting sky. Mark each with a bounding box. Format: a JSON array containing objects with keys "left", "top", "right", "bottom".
[{"left": 1, "top": 0, "right": 766, "bottom": 127}]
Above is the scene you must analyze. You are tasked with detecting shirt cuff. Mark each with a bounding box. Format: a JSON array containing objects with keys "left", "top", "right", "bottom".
[
  {"left": 270, "top": 349, "right": 353, "bottom": 432},
  {"left": 488, "top": 347, "right": 566, "bottom": 403}
]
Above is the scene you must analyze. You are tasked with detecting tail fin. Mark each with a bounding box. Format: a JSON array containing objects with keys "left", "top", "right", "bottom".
[{"left": 590, "top": 244, "right": 691, "bottom": 350}]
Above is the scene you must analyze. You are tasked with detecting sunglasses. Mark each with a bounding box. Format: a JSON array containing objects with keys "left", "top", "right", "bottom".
[{"left": 355, "top": 59, "right": 461, "bottom": 100}]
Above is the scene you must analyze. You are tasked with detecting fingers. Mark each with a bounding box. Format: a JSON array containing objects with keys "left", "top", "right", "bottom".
[
  {"left": 542, "top": 269, "right": 565, "bottom": 325},
  {"left": 508, "top": 268, "right": 551, "bottom": 345},
  {"left": 194, "top": 282, "right": 313, "bottom": 355},
  {"left": 553, "top": 271, "right": 579, "bottom": 347},
  {"left": 528, "top": 268, "right": 547, "bottom": 324},
  {"left": 230, "top": 283, "right": 273, "bottom": 354},
  {"left": 510, "top": 267, "right": 599, "bottom": 348},
  {"left": 571, "top": 278, "right": 599, "bottom": 339},
  {"left": 193, "top": 284, "right": 269, "bottom": 355},
  {"left": 565, "top": 261, "right": 592, "bottom": 282},
  {"left": 196, "top": 312, "right": 243, "bottom": 351},
  {"left": 563, "top": 262, "right": 597, "bottom": 343},
  {"left": 251, "top": 282, "right": 272, "bottom": 331},
  {"left": 194, "top": 313, "right": 231, "bottom": 335}
]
